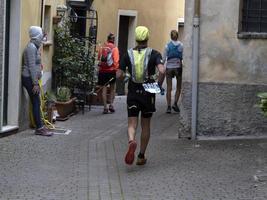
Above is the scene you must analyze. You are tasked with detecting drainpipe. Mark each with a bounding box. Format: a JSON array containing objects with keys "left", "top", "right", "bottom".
[{"left": 191, "top": 0, "right": 200, "bottom": 140}]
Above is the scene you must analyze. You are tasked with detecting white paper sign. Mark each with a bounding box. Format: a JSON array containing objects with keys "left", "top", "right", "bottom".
[{"left": 142, "top": 82, "right": 161, "bottom": 94}]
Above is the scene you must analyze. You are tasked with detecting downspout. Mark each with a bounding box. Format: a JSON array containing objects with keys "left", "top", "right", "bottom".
[
  {"left": 0, "top": 0, "right": 6, "bottom": 131},
  {"left": 191, "top": 0, "right": 200, "bottom": 140}
]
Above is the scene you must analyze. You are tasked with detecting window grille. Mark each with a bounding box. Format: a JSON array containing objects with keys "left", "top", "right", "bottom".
[{"left": 242, "top": 0, "right": 267, "bottom": 32}]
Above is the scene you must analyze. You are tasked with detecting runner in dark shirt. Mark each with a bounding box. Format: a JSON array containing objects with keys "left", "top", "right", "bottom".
[{"left": 117, "top": 26, "right": 165, "bottom": 165}]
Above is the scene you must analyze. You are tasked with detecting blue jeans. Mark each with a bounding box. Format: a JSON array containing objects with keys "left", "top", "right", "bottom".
[{"left": 22, "top": 76, "right": 43, "bottom": 129}]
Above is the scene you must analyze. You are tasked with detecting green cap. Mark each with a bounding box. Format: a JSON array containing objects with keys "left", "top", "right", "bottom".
[{"left": 135, "top": 26, "right": 149, "bottom": 42}]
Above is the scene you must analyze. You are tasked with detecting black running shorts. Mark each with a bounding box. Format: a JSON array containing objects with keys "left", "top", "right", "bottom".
[
  {"left": 127, "top": 91, "right": 155, "bottom": 118},
  {"left": 98, "top": 72, "right": 116, "bottom": 86},
  {"left": 166, "top": 67, "right": 182, "bottom": 79}
]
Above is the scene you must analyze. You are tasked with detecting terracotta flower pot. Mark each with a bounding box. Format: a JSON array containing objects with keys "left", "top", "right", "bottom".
[{"left": 55, "top": 97, "right": 77, "bottom": 120}]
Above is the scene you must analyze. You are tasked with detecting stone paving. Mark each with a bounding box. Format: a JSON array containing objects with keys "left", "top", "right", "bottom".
[{"left": 0, "top": 95, "right": 267, "bottom": 200}]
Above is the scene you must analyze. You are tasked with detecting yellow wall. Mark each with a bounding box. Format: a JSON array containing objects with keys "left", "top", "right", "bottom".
[
  {"left": 21, "top": 0, "right": 184, "bottom": 72},
  {"left": 42, "top": 0, "right": 65, "bottom": 72},
  {"left": 93, "top": 0, "right": 120, "bottom": 45},
  {"left": 20, "top": 0, "right": 184, "bottom": 73},
  {"left": 93, "top": 0, "right": 184, "bottom": 52},
  {"left": 21, "top": 0, "right": 42, "bottom": 60},
  {"left": 21, "top": 0, "right": 66, "bottom": 73}
]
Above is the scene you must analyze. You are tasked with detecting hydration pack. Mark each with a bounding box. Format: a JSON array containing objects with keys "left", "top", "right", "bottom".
[
  {"left": 167, "top": 42, "right": 182, "bottom": 60},
  {"left": 99, "top": 44, "right": 114, "bottom": 67}
]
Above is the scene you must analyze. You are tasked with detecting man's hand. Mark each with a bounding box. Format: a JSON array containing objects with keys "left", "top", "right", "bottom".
[
  {"left": 32, "top": 85, "right": 40, "bottom": 94},
  {"left": 116, "top": 69, "right": 124, "bottom": 81},
  {"left": 157, "top": 64, "right": 166, "bottom": 87}
]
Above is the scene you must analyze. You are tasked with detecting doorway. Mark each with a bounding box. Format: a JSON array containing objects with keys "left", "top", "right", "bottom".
[
  {"left": 116, "top": 10, "right": 137, "bottom": 95},
  {"left": 1, "top": 0, "right": 21, "bottom": 132},
  {"left": 70, "top": 6, "right": 87, "bottom": 38},
  {"left": 2, "top": 0, "right": 11, "bottom": 126}
]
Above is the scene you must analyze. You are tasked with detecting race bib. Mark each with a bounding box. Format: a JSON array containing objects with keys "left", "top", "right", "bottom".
[{"left": 142, "top": 82, "right": 161, "bottom": 94}]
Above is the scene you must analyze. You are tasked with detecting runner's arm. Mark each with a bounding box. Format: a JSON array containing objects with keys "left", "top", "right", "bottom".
[
  {"left": 155, "top": 52, "right": 166, "bottom": 87},
  {"left": 157, "top": 64, "right": 165, "bottom": 87},
  {"left": 162, "top": 44, "right": 168, "bottom": 64}
]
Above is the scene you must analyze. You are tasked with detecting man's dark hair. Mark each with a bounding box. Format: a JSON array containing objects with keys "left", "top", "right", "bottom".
[{"left": 107, "top": 33, "right": 115, "bottom": 43}]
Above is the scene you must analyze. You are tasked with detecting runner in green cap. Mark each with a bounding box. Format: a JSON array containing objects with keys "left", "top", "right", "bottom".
[{"left": 117, "top": 26, "right": 165, "bottom": 165}]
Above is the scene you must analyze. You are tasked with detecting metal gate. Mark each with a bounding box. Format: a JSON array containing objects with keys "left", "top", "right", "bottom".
[{"left": 68, "top": 6, "right": 98, "bottom": 109}]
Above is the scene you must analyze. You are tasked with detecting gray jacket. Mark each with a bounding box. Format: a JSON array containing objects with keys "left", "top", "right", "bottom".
[{"left": 22, "top": 41, "right": 42, "bottom": 85}]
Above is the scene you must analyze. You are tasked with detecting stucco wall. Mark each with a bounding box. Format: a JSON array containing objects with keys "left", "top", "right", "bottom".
[
  {"left": 21, "top": 0, "right": 42, "bottom": 58},
  {"left": 93, "top": 0, "right": 184, "bottom": 52},
  {"left": 21, "top": 0, "right": 65, "bottom": 89},
  {"left": 184, "top": 0, "right": 267, "bottom": 84},
  {"left": 181, "top": 0, "right": 267, "bottom": 137}
]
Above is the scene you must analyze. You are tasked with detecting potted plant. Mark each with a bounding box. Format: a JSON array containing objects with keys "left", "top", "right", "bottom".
[
  {"left": 53, "top": 17, "right": 97, "bottom": 97},
  {"left": 257, "top": 92, "right": 267, "bottom": 117},
  {"left": 55, "top": 87, "right": 76, "bottom": 120},
  {"left": 44, "top": 90, "right": 57, "bottom": 123}
]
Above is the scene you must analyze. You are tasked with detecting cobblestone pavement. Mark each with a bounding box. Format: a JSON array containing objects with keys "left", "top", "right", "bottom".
[{"left": 0, "top": 95, "right": 267, "bottom": 200}]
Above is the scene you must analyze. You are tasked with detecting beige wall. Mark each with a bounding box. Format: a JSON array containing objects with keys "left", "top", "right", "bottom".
[
  {"left": 21, "top": 0, "right": 42, "bottom": 62},
  {"left": 183, "top": 0, "right": 267, "bottom": 84},
  {"left": 93, "top": 0, "right": 119, "bottom": 46},
  {"left": 93, "top": 0, "right": 184, "bottom": 52}
]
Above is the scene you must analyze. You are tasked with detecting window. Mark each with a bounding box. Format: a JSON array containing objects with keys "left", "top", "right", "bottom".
[
  {"left": 44, "top": 5, "right": 51, "bottom": 39},
  {"left": 241, "top": 0, "right": 267, "bottom": 32}
]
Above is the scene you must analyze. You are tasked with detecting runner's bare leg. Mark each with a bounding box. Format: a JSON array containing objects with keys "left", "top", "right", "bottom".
[
  {"left": 140, "top": 117, "right": 151, "bottom": 154},
  {"left": 128, "top": 117, "right": 138, "bottom": 142},
  {"left": 102, "top": 86, "right": 107, "bottom": 109}
]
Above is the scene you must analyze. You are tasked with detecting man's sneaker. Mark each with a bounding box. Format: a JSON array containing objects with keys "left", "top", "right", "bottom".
[
  {"left": 136, "top": 157, "right": 147, "bottom": 165},
  {"left": 166, "top": 106, "right": 172, "bottom": 114},
  {"left": 125, "top": 140, "right": 137, "bottom": 165},
  {"left": 103, "top": 108, "right": 109, "bottom": 114},
  {"left": 35, "top": 127, "right": 53, "bottom": 137},
  {"left": 172, "top": 104, "right": 180, "bottom": 112},
  {"left": 109, "top": 105, "right": 115, "bottom": 113}
]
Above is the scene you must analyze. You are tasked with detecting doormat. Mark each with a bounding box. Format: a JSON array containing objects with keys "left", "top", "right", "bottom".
[{"left": 48, "top": 127, "right": 71, "bottom": 135}]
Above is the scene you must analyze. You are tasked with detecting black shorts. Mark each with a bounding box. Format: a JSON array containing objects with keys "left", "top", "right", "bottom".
[
  {"left": 166, "top": 68, "right": 182, "bottom": 79},
  {"left": 98, "top": 72, "right": 116, "bottom": 86},
  {"left": 127, "top": 90, "right": 155, "bottom": 118}
]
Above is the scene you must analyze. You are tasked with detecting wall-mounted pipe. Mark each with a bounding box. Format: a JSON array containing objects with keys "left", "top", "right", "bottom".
[{"left": 191, "top": 0, "right": 200, "bottom": 140}]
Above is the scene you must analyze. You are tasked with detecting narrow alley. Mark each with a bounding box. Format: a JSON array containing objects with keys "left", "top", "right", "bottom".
[{"left": 0, "top": 95, "right": 267, "bottom": 200}]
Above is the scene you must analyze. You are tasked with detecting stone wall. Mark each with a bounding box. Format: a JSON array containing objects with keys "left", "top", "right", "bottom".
[
  {"left": 181, "top": 82, "right": 267, "bottom": 137},
  {"left": 180, "top": 0, "right": 267, "bottom": 137}
]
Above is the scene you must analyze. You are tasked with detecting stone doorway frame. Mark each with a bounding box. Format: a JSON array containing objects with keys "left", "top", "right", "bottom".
[
  {"left": 116, "top": 9, "right": 138, "bottom": 49},
  {"left": 0, "top": 0, "right": 21, "bottom": 133}
]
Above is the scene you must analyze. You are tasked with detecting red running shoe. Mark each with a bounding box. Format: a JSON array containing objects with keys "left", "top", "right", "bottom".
[{"left": 125, "top": 140, "right": 137, "bottom": 165}]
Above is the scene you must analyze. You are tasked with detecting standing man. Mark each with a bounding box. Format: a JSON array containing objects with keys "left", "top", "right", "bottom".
[
  {"left": 117, "top": 26, "right": 165, "bottom": 165},
  {"left": 163, "top": 30, "right": 183, "bottom": 113},
  {"left": 22, "top": 26, "right": 53, "bottom": 136},
  {"left": 98, "top": 33, "right": 119, "bottom": 114}
]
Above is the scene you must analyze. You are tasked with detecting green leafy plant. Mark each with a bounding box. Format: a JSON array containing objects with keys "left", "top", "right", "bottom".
[
  {"left": 53, "top": 17, "right": 97, "bottom": 93},
  {"left": 257, "top": 92, "right": 267, "bottom": 117},
  {"left": 45, "top": 90, "right": 57, "bottom": 104},
  {"left": 56, "top": 87, "right": 71, "bottom": 102}
]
